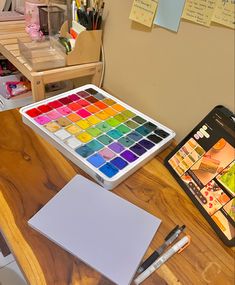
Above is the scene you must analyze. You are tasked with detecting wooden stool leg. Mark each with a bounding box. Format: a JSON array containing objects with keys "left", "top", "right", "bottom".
[
  {"left": 0, "top": 232, "right": 11, "bottom": 257},
  {"left": 91, "top": 65, "right": 102, "bottom": 87},
  {"left": 31, "top": 76, "right": 45, "bottom": 102}
]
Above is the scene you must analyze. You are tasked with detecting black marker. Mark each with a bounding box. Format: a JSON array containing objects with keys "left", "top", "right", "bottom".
[{"left": 137, "top": 225, "right": 186, "bottom": 274}]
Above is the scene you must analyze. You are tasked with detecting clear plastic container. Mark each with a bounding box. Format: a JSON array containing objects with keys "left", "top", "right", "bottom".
[
  {"left": 18, "top": 37, "right": 66, "bottom": 71},
  {"left": 39, "top": 5, "right": 65, "bottom": 36}
]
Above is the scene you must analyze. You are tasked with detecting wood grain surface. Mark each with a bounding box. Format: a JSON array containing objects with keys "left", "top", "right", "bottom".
[{"left": 0, "top": 110, "right": 234, "bottom": 285}]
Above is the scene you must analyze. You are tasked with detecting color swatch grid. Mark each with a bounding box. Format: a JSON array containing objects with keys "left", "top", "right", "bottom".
[{"left": 21, "top": 85, "right": 175, "bottom": 189}]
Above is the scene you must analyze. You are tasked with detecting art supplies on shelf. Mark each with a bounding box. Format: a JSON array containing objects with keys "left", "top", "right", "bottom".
[
  {"left": 59, "top": 21, "right": 102, "bottom": 65},
  {"left": 5, "top": 81, "right": 31, "bottom": 98},
  {"left": 20, "top": 84, "right": 175, "bottom": 189},
  {"left": 0, "top": 71, "right": 32, "bottom": 111},
  {"left": 57, "top": 0, "right": 105, "bottom": 65},
  {"left": 23, "top": 0, "right": 105, "bottom": 68},
  {"left": 0, "top": 73, "right": 31, "bottom": 99}
]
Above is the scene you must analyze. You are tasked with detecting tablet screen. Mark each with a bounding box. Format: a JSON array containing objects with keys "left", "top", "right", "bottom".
[{"left": 165, "top": 106, "right": 235, "bottom": 246}]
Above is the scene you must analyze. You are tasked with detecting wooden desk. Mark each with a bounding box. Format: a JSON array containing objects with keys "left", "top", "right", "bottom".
[
  {"left": 0, "top": 21, "right": 103, "bottom": 102},
  {"left": 0, "top": 110, "right": 234, "bottom": 285}
]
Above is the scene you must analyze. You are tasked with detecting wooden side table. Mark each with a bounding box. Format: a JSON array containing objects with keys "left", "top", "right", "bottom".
[
  {"left": 0, "top": 21, "right": 103, "bottom": 102},
  {"left": 0, "top": 110, "right": 234, "bottom": 285}
]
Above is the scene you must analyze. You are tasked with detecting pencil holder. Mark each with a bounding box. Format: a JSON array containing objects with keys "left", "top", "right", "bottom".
[{"left": 60, "top": 21, "right": 102, "bottom": 66}]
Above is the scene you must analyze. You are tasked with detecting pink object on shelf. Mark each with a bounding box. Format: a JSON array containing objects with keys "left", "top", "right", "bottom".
[
  {"left": 25, "top": 24, "right": 44, "bottom": 41},
  {"left": 25, "top": 1, "right": 45, "bottom": 27}
]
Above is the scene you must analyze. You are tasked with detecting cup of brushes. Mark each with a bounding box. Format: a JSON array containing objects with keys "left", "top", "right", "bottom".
[{"left": 59, "top": 20, "right": 102, "bottom": 66}]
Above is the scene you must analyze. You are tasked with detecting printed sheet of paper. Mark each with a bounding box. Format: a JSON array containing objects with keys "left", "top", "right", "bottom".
[
  {"left": 182, "top": 0, "right": 217, "bottom": 27},
  {"left": 212, "top": 0, "right": 235, "bottom": 29},
  {"left": 154, "top": 0, "right": 186, "bottom": 32},
  {"left": 129, "top": 0, "right": 158, "bottom": 27}
]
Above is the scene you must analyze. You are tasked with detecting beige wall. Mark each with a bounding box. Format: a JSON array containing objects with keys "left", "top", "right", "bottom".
[{"left": 102, "top": 1, "right": 235, "bottom": 141}]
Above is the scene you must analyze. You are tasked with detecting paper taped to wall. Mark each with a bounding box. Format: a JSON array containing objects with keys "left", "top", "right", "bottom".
[
  {"left": 154, "top": 0, "right": 185, "bottom": 32},
  {"left": 129, "top": 0, "right": 158, "bottom": 28},
  {"left": 212, "top": 0, "right": 235, "bottom": 29},
  {"left": 182, "top": 0, "right": 217, "bottom": 27}
]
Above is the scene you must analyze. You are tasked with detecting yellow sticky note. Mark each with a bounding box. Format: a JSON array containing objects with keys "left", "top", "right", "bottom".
[
  {"left": 182, "top": 0, "right": 217, "bottom": 27},
  {"left": 129, "top": 0, "right": 158, "bottom": 28},
  {"left": 212, "top": 0, "right": 235, "bottom": 29}
]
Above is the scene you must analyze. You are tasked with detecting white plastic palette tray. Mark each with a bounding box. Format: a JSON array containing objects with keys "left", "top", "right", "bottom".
[{"left": 20, "top": 84, "right": 175, "bottom": 189}]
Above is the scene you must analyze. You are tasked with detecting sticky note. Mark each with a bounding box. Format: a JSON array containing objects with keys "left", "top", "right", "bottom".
[
  {"left": 212, "top": 0, "right": 235, "bottom": 29},
  {"left": 154, "top": 0, "right": 185, "bottom": 32},
  {"left": 182, "top": 0, "right": 217, "bottom": 27},
  {"left": 129, "top": 0, "right": 159, "bottom": 28}
]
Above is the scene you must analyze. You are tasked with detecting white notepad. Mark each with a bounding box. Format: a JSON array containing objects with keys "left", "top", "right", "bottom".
[{"left": 28, "top": 175, "right": 161, "bottom": 285}]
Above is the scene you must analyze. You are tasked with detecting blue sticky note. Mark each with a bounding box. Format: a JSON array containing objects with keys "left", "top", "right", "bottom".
[{"left": 154, "top": 0, "right": 185, "bottom": 32}]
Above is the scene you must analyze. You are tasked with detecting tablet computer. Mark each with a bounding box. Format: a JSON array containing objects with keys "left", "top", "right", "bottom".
[{"left": 164, "top": 105, "right": 235, "bottom": 246}]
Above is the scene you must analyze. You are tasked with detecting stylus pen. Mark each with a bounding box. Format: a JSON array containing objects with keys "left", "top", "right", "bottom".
[
  {"left": 137, "top": 225, "right": 185, "bottom": 273},
  {"left": 134, "top": 235, "right": 191, "bottom": 285}
]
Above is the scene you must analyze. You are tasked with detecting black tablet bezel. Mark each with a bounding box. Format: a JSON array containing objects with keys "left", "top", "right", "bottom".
[{"left": 164, "top": 105, "right": 235, "bottom": 247}]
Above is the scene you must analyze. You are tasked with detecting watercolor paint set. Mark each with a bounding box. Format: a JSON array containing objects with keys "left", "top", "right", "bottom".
[
  {"left": 165, "top": 106, "right": 235, "bottom": 247},
  {"left": 20, "top": 84, "right": 175, "bottom": 189}
]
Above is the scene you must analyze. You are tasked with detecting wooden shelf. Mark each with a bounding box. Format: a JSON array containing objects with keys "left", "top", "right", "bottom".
[{"left": 0, "top": 21, "right": 103, "bottom": 102}]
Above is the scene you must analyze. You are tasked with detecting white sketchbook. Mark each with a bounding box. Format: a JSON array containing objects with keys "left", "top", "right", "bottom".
[{"left": 28, "top": 175, "right": 161, "bottom": 285}]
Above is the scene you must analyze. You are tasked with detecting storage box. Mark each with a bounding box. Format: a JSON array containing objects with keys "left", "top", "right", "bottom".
[
  {"left": 60, "top": 21, "right": 102, "bottom": 66},
  {"left": 18, "top": 38, "right": 66, "bottom": 71},
  {"left": 39, "top": 5, "right": 65, "bottom": 35}
]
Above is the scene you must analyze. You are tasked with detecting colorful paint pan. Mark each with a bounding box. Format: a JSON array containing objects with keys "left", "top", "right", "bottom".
[
  {"left": 87, "top": 154, "right": 106, "bottom": 168},
  {"left": 26, "top": 108, "right": 42, "bottom": 117},
  {"left": 37, "top": 104, "right": 52, "bottom": 113},
  {"left": 45, "top": 121, "right": 61, "bottom": 132},
  {"left": 47, "top": 110, "right": 62, "bottom": 120},
  {"left": 99, "top": 163, "right": 119, "bottom": 178},
  {"left": 87, "top": 140, "right": 104, "bottom": 152},
  {"left": 57, "top": 106, "right": 72, "bottom": 115},
  {"left": 34, "top": 115, "right": 51, "bottom": 125},
  {"left": 99, "top": 148, "right": 116, "bottom": 160},
  {"left": 21, "top": 84, "right": 175, "bottom": 189},
  {"left": 67, "top": 113, "right": 81, "bottom": 122},
  {"left": 109, "top": 142, "right": 125, "bottom": 154},
  {"left": 110, "top": 157, "right": 128, "bottom": 170},
  {"left": 97, "top": 135, "right": 113, "bottom": 145},
  {"left": 56, "top": 117, "right": 71, "bottom": 127},
  {"left": 68, "top": 102, "right": 82, "bottom": 111},
  {"left": 76, "top": 132, "right": 93, "bottom": 143},
  {"left": 68, "top": 94, "right": 80, "bottom": 101}
]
